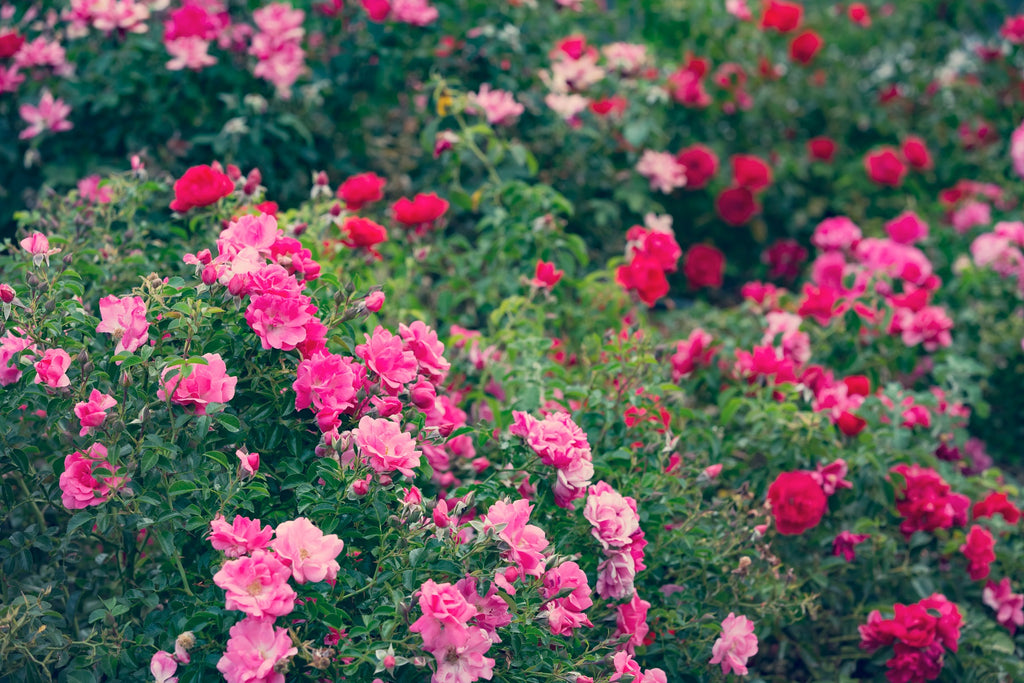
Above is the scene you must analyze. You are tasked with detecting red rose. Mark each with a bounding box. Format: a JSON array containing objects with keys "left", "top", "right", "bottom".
[
  {"left": 837, "top": 411, "right": 866, "bottom": 436},
  {"left": 1001, "top": 15, "right": 1024, "bottom": 44},
  {"left": 392, "top": 193, "right": 449, "bottom": 227},
  {"left": 807, "top": 136, "right": 836, "bottom": 162},
  {"left": 789, "top": 30, "right": 823, "bottom": 65},
  {"left": 767, "top": 470, "right": 828, "bottom": 535},
  {"left": 843, "top": 375, "right": 871, "bottom": 397},
  {"left": 675, "top": 144, "right": 719, "bottom": 190},
  {"left": 760, "top": 0, "right": 803, "bottom": 33},
  {"left": 532, "top": 260, "right": 564, "bottom": 288},
  {"left": 960, "top": 525, "right": 995, "bottom": 581},
  {"left": 763, "top": 239, "right": 807, "bottom": 280},
  {"left": 255, "top": 201, "right": 278, "bottom": 216},
  {"left": 341, "top": 217, "right": 388, "bottom": 249},
  {"left": 169, "top": 164, "right": 235, "bottom": 213},
  {"left": 900, "top": 135, "right": 933, "bottom": 171},
  {"left": 615, "top": 255, "right": 669, "bottom": 307},
  {"left": 716, "top": 186, "right": 759, "bottom": 226},
  {"left": 361, "top": 0, "right": 391, "bottom": 22},
  {"left": 683, "top": 245, "right": 724, "bottom": 289},
  {"left": 0, "top": 30, "right": 25, "bottom": 59},
  {"left": 848, "top": 2, "right": 871, "bottom": 26},
  {"left": 590, "top": 96, "right": 628, "bottom": 117},
  {"left": 863, "top": 147, "right": 907, "bottom": 187},
  {"left": 337, "top": 172, "right": 386, "bottom": 210},
  {"left": 731, "top": 154, "right": 772, "bottom": 191},
  {"left": 165, "top": 4, "right": 218, "bottom": 41}
]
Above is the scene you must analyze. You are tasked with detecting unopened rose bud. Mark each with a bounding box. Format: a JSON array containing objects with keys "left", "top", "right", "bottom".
[
  {"left": 226, "top": 164, "right": 242, "bottom": 181},
  {"left": 410, "top": 381, "right": 436, "bottom": 410},
  {"left": 0, "top": 284, "right": 14, "bottom": 303},
  {"left": 27, "top": 274, "right": 40, "bottom": 288},
  {"left": 329, "top": 202, "right": 343, "bottom": 217},
  {"left": 201, "top": 265, "right": 218, "bottom": 286},
  {"left": 383, "top": 654, "right": 396, "bottom": 671},
  {"left": 432, "top": 500, "right": 450, "bottom": 528},
  {"left": 44, "top": 299, "right": 55, "bottom": 313},
  {"left": 365, "top": 290, "right": 385, "bottom": 313},
  {"left": 314, "top": 171, "right": 329, "bottom": 186},
  {"left": 63, "top": 253, "right": 73, "bottom": 266},
  {"left": 351, "top": 476, "right": 370, "bottom": 497},
  {"left": 291, "top": 222, "right": 307, "bottom": 236}
]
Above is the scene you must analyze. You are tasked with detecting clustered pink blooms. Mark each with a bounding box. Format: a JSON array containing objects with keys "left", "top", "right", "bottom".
[
  {"left": 482, "top": 499, "right": 549, "bottom": 580},
  {"left": 710, "top": 612, "right": 758, "bottom": 675},
  {"left": 983, "top": 578, "right": 1024, "bottom": 635},
  {"left": 540, "top": 561, "right": 593, "bottom": 635},
  {"left": 273, "top": 517, "right": 344, "bottom": 583},
  {"left": 58, "top": 443, "right": 128, "bottom": 510},
  {"left": 249, "top": 3, "right": 306, "bottom": 98},
  {"left": 65, "top": 0, "right": 150, "bottom": 36},
  {"left": 96, "top": 294, "right": 149, "bottom": 354},
  {"left": 610, "top": 650, "right": 667, "bottom": 683},
  {"left": 217, "top": 616, "right": 297, "bottom": 683},
  {"left": 585, "top": 481, "right": 648, "bottom": 604},
  {"left": 859, "top": 594, "right": 962, "bottom": 683},
  {"left": 74, "top": 389, "right": 117, "bottom": 436},
  {"left": 158, "top": 353, "right": 237, "bottom": 415},
  {"left": 890, "top": 464, "right": 969, "bottom": 539},
  {"left": 163, "top": 1, "right": 229, "bottom": 71},
  {"left": 409, "top": 579, "right": 495, "bottom": 683},
  {"left": 468, "top": 84, "right": 524, "bottom": 126},
  {"left": 509, "top": 410, "right": 593, "bottom": 508}
]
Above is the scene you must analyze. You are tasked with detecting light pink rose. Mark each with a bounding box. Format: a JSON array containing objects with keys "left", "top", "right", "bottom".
[
  {"left": 96, "top": 295, "right": 149, "bottom": 354},
  {"left": 482, "top": 499, "right": 549, "bottom": 577},
  {"left": 150, "top": 650, "right": 178, "bottom": 683},
  {"left": 216, "top": 616, "right": 298, "bottom": 683},
  {"left": 710, "top": 612, "right": 758, "bottom": 675},
  {"left": 399, "top": 320, "right": 450, "bottom": 384},
  {"left": 584, "top": 481, "right": 640, "bottom": 549},
  {"left": 213, "top": 549, "right": 296, "bottom": 618},
  {"left": 614, "top": 593, "right": 651, "bottom": 654},
  {"left": 244, "top": 292, "right": 316, "bottom": 351},
  {"left": 273, "top": 517, "right": 345, "bottom": 584},
  {"left": 58, "top": 443, "right": 126, "bottom": 510}
]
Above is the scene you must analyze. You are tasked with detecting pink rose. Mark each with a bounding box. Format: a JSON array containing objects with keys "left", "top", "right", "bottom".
[
  {"left": 33, "top": 348, "right": 71, "bottom": 388},
  {"left": 96, "top": 295, "right": 149, "bottom": 354},
  {"left": 353, "top": 415, "right": 421, "bottom": 477},
  {"left": 584, "top": 481, "right": 640, "bottom": 549},
  {"left": 273, "top": 517, "right": 345, "bottom": 584},
  {"left": 158, "top": 353, "right": 237, "bottom": 415},
  {"left": 355, "top": 326, "right": 417, "bottom": 395},
  {"left": 213, "top": 549, "right": 296, "bottom": 618},
  {"left": 217, "top": 616, "right": 298, "bottom": 683},
  {"left": 209, "top": 514, "right": 274, "bottom": 558},
  {"left": 74, "top": 389, "right": 117, "bottom": 436}
]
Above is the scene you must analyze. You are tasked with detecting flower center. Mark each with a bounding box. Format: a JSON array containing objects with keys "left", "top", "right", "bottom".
[{"left": 246, "top": 580, "right": 263, "bottom": 596}]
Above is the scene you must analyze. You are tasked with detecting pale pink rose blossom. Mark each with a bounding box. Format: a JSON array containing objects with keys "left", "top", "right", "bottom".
[
  {"left": 670, "top": 329, "right": 715, "bottom": 380},
  {"left": 391, "top": 0, "right": 439, "bottom": 25},
  {"left": 293, "top": 351, "right": 362, "bottom": 419},
  {"left": 213, "top": 549, "right": 296, "bottom": 618},
  {"left": 19, "top": 89, "right": 72, "bottom": 140},
  {"left": 584, "top": 481, "right": 640, "bottom": 549},
  {"left": 74, "top": 389, "right": 117, "bottom": 436},
  {"left": 422, "top": 626, "right": 495, "bottom": 683},
  {"left": 96, "top": 295, "right": 149, "bottom": 354},
  {"left": 273, "top": 517, "right": 345, "bottom": 584},
  {"left": 726, "top": 0, "right": 753, "bottom": 20},
  {"left": 209, "top": 514, "right": 275, "bottom": 558},
  {"left": 468, "top": 84, "right": 524, "bottom": 126},
  {"left": 158, "top": 353, "right": 237, "bottom": 414},
  {"left": 983, "top": 578, "right": 1024, "bottom": 634},
  {"left": 545, "top": 92, "right": 590, "bottom": 121},
  {"left": 710, "top": 612, "right": 758, "bottom": 675},
  {"left": 218, "top": 213, "right": 282, "bottom": 259},
  {"left": 353, "top": 416, "right": 422, "bottom": 477},
  {"left": 150, "top": 650, "right": 178, "bottom": 683},
  {"left": 166, "top": 37, "right": 217, "bottom": 70},
  {"left": 0, "top": 332, "right": 34, "bottom": 386},
  {"left": 601, "top": 42, "right": 647, "bottom": 73},
  {"left": 216, "top": 616, "right": 298, "bottom": 683},
  {"left": 77, "top": 175, "right": 113, "bottom": 204},
  {"left": 596, "top": 550, "right": 636, "bottom": 600},
  {"left": 34, "top": 348, "right": 71, "bottom": 388},
  {"left": 20, "top": 232, "right": 61, "bottom": 266},
  {"left": 1011, "top": 120, "right": 1024, "bottom": 179},
  {"left": 951, "top": 200, "right": 991, "bottom": 233},
  {"left": 811, "top": 459, "right": 853, "bottom": 496},
  {"left": 636, "top": 150, "right": 687, "bottom": 194},
  {"left": 244, "top": 292, "right": 317, "bottom": 351}
]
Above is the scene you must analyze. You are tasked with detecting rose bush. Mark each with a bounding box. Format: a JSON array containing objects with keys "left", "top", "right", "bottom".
[{"left": 3, "top": 1, "right": 1024, "bottom": 682}]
